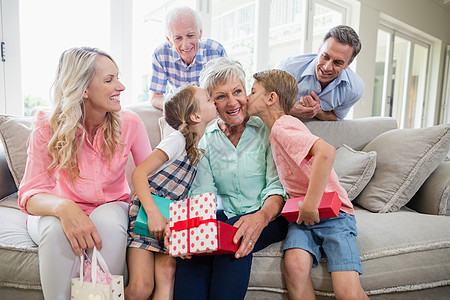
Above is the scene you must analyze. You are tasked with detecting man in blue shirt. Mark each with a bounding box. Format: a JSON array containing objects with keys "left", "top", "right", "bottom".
[
  {"left": 277, "top": 25, "right": 364, "bottom": 121},
  {"left": 149, "top": 6, "right": 227, "bottom": 109}
]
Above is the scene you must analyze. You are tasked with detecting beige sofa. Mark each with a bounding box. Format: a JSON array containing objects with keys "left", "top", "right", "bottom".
[{"left": 0, "top": 103, "right": 449, "bottom": 299}]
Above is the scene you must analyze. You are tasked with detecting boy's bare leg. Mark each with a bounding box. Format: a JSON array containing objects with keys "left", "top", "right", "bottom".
[
  {"left": 284, "top": 248, "right": 316, "bottom": 300},
  {"left": 331, "top": 270, "right": 369, "bottom": 300}
]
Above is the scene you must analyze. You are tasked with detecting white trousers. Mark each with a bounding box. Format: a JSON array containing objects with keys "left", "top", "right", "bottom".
[{"left": 27, "top": 201, "right": 129, "bottom": 300}]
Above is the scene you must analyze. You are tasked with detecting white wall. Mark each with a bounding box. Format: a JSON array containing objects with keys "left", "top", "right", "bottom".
[{"left": 353, "top": 0, "right": 450, "bottom": 124}]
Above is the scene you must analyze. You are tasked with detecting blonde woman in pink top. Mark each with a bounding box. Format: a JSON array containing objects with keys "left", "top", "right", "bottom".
[
  {"left": 247, "top": 69, "right": 368, "bottom": 300},
  {"left": 18, "top": 47, "right": 152, "bottom": 300}
]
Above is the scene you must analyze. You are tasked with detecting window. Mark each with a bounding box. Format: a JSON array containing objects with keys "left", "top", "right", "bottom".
[
  {"left": 19, "top": 0, "right": 110, "bottom": 116},
  {"left": 311, "top": 0, "right": 345, "bottom": 52},
  {"left": 372, "top": 26, "right": 430, "bottom": 128},
  {"left": 5, "top": 0, "right": 352, "bottom": 115},
  {"left": 441, "top": 45, "right": 450, "bottom": 125},
  {"left": 0, "top": 1, "right": 6, "bottom": 113},
  {"left": 268, "top": 0, "right": 307, "bottom": 68},
  {"left": 130, "top": 0, "right": 196, "bottom": 103},
  {"left": 211, "top": 0, "right": 347, "bottom": 90},
  {"left": 267, "top": 0, "right": 345, "bottom": 68},
  {"left": 212, "top": 2, "right": 256, "bottom": 88}
]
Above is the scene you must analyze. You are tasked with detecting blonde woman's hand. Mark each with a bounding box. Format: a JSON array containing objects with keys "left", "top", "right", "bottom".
[{"left": 57, "top": 200, "right": 102, "bottom": 256}]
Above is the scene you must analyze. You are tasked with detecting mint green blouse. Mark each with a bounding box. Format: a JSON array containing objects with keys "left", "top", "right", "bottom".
[{"left": 189, "top": 116, "right": 286, "bottom": 218}]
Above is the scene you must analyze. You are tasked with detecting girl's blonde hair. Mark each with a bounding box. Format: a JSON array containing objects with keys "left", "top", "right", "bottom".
[
  {"left": 164, "top": 84, "right": 204, "bottom": 165},
  {"left": 48, "top": 47, "right": 123, "bottom": 183}
]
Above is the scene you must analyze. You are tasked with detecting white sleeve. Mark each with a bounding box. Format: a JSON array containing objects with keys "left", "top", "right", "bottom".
[{"left": 155, "top": 130, "right": 186, "bottom": 161}]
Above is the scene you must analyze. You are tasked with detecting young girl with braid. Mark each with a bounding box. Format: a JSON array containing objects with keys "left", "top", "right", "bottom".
[{"left": 125, "top": 84, "right": 218, "bottom": 300}]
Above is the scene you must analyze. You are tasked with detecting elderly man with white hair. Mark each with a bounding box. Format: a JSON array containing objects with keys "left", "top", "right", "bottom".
[{"left": 149, "top": 6, "right": 227, "bottom": 110}]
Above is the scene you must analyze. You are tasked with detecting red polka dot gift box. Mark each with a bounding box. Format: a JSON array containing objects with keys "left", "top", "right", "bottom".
[{"left": 169, "top": 193, "right": 239, "bottom": 257}]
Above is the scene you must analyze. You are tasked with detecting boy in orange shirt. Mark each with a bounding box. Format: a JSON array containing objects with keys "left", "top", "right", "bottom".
[{"left": 247, "top": 69, "right": 368, "bottom": 300}]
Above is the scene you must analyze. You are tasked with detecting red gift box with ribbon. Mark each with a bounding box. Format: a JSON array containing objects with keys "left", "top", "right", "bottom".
[
  {"left": 281, "top": 191, "right": 342, "bottom": 222},
  {"left": 169, "top": 193, "right": 239, "bottom": 256}
]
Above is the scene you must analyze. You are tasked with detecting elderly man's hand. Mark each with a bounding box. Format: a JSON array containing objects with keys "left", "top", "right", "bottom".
[{"left": 232, "top": 210, "right": 270, "bottom": 259}]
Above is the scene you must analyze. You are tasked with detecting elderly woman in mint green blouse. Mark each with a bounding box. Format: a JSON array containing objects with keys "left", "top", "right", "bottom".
[{"left": 172, "top": 57, "right": 288, "bottom": 300}]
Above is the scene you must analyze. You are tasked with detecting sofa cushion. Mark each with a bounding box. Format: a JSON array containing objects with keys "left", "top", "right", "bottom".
[
  {"left": 354, "top": 124, "right": 450, "bottom": 213},
  {"left": 333, "top": 144, "right": 377, "bottom": 201},
  {"left": 407, "top": 161, "right": 450, "bottom": 216},
  {"left": 0, "top": 196, "right": 40, "bottom": 292},
  {"left": 0, "top": 115, "right": 34, "bottom": 188},
  {"left": 249, "top": 206, "right": 450, "bottom": 297},
  {"left": 303, "top": 117, "right": 398, "bottom": 150},
  {"left": 0, "top": 143, "right": 18, "bottom": 199}
]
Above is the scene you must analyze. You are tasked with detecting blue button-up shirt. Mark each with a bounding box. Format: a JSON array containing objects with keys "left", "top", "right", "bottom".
[
  {"left": 189, "top": 117, "right": 286, "bottom": 218},
  {"left": 149, "top": 38, "right": 227, "bottom": 94},
  {"left": 277, "top": 54, "right": 364, "bottom": 120}
]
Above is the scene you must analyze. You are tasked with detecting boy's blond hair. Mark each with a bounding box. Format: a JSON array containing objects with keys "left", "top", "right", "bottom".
[{"left": 253, "top": 69, "right": 298, "bottom": 114}]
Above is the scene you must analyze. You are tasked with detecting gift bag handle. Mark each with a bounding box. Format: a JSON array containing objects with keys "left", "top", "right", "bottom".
[{"left": 79, "top": 246, "right": 111, "bottom": 289}]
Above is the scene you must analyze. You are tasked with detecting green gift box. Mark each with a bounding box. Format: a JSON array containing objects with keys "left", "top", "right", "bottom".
[{"left": 133, "top": 194, "right": 174, "bottom": 238}]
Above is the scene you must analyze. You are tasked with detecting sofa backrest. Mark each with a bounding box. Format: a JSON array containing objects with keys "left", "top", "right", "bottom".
[
  {"left": 302, "top": 117, "right": 398, "bottom": 151},
  {"left": 0, "top": 105, "right": 398, "bottom": 197},
  {"left": 125, "top": 103, "right": 398, "bottom": 152}
]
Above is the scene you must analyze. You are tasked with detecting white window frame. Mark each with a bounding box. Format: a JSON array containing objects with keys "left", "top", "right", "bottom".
[
  {"left": 376, "top": 26, "right": 431, "bottom": 128},
  {"left": 0, "top": 0, "right": 22, "bottom": 115},
  {"left": 0, "top": 0, "right": 5, "bottom": 113},
  {"left": 305, "top": 0, "right": 347, "bottom": 53},
  {"left": 441, "top": 45, "right": 450, "bottom": 124},
  {"left": 379, "top": 14, "right": 438, "bottom": 127},
  {"left": 110, "top": 0, "right": 133, "bottom": 105}
]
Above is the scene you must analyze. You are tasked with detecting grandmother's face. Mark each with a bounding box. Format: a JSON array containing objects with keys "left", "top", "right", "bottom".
[{"left": 210, "top": 78, "right": 247, "bottom": 126}]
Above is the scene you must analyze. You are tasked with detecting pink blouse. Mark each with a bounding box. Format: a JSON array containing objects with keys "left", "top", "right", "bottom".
[{"left": 18, "top": 110, "right": 152, "bottom": 215}]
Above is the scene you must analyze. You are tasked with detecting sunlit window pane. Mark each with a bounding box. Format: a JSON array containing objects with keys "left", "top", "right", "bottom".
[
  {"left": 212, "top": 1, "right": 255, "bottom": 89},
  {"left": 391, "top": 36, "right": 411, "bottom": 128},
  {"left": 407, "top": 43, "right": 428, "bottom": 128},
  {"left": 268, "top": 0, "right": 307, "bottom": 68},
  {"left": 131, "top": 0, "right": 195, "bottom": 103},
  {"left": 19, "top": 0, "right": 110, "bottom": 116},
  {"left": 373, "top": 29, "right": 391, "bottom": 117},
  {"left": 312, "top": 2, "right": 344, "bottom": 52}
]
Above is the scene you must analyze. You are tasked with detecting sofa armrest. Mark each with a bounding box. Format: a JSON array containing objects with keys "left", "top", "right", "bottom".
[
  {"left": 0, "top": 143, "right": 18, "bottom": 200},
  {"left": 407, "top": 161, "right": 450, "bottom": 216}
]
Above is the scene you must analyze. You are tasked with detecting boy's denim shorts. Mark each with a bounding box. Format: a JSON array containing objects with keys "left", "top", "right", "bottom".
[{"left": 283, "top": 212, "right": 363, "bottom": 274}]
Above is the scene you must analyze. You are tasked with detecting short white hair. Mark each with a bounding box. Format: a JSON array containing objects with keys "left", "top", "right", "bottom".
[
  {"left": 165, "top": 6, "right": 203, "bottom": 37},
  {"left": 199, "top": 57, "right": 246, "bottom": 96}
]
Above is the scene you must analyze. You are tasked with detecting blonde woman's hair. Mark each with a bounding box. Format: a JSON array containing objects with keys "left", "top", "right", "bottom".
[
  {"left": 48, "top": 47, "right": 123, "bottom": 183},
  {"left": 253, "top": 69, "right": 298, "bottom": 114},
  {"left": 164, "top": 84, "right": 204, "bottom": 166}
]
